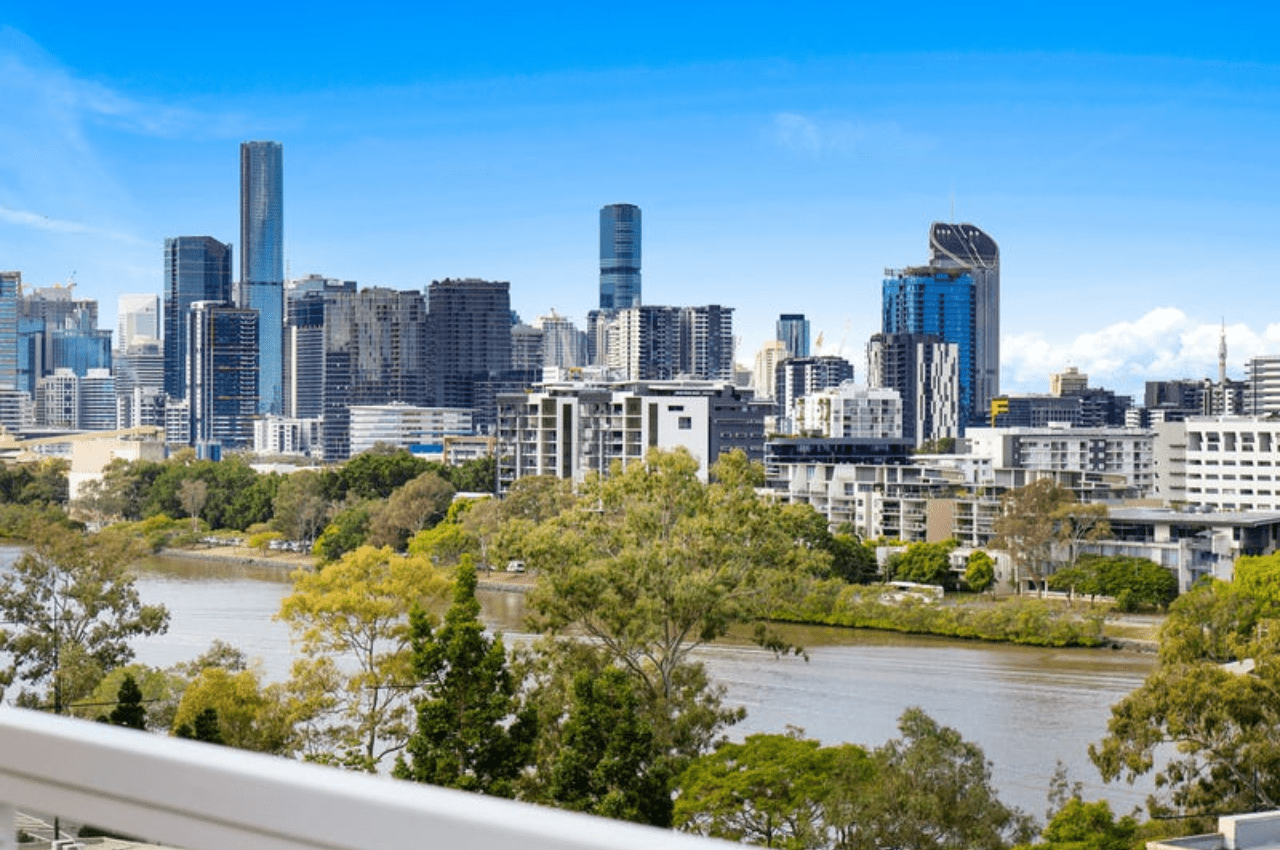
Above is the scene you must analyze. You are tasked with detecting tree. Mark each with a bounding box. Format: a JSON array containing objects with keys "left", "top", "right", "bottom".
[
  {"left": 395, "top": 558, "right": 534, "bottom": 796},
  {"left": 367, "top": 471, "right": 455, "bottom": 551},
  {"left": 312, "top": 501, "right": 374, "bottom": 563},
  {"left": 278, "top": 545, "right": 450, "bottom": 770},
  {"left": 827, "top": 531, "right": 879, "bottom": 584},
  {"left": 675, "top": 730, "right": 869, "bottom": 847},
  {"left": 104, "top": 673, "right": 147, "bottom": 729},
  {"left": 451, "top": 456, "right": 497, "bottom": 494},
  {"left": 547, "top": 668, "right": 674, "bottom": 827},
  {"left": 1016, "top": 797, "right": 1138, "bottom": 850},
  {"left": 0, "top": 523, "right": 169, "bottom": 712},
  {"left": 1090, "top": 561, "right": 1280, "bottom": 822},
  {"left": 965, "top": 550, "right": 997, "bottom": 593},
  {"left": 171, "top": 665, "right": 295, "bottom": 754},
  {"left": 527, "top": 449, "right": 825, "bottom": 758},
  {"left": 271, "top": 469, "right": 332, "bottom": 545},
  {"left": 887, "top": 540, "right": 958, "bottom": 589},
  {"left": 176, "top": 707, "right": 225, "bottom": 745},
  {"left": 178, "top": 478, "right": 208, "bottom": 533},
  {"left": 991, "top": 479, "right": 1076, "bottom": 593},
  {"left": 338, "top": 447, "right": 430, "bottom": 501},
  {"left": 1047, "top": 555, "right": 1177, "bottom": 610},
  {"left": 861, "top": 708, "right": 1035, "bottom": 850}
]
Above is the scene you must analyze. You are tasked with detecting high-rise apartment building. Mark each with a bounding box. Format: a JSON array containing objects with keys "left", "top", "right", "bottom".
[
  {"left": 599, "top": 204, "right": 641, "bottom": 310},
  {"left": 928, "top": 222, "right": 999, "bottom": 419},
  {"left": 535, "top": 310, "right": 587, "bottom": 369},
  {"left": 752, "top": 340, "right": 788, "bottom": 402},
  {"left": 239, "top": 140, "right": 284, "bottom": 415},
  {"left": 1246, "top": 355, "right": 1280, "bottom": 416},
  {"left": 774, "top": 356, "right": 856, "bottom": 423},
  {"left": 603, "top": 305, "right": 734, "bottom": 382},
  {"left": 323, "top": 288, "right": 429, "bottom": 460},
  {"left": 163, "top": 237, "right": 232, "bottom": 401},
  {"left": 187, "top": 301, "right": 258, "bottom": 451},
  {"left": 867, "top": 333, "right": 960, "bottom": 448},
  {"left": 284, "top": 276, "right": 356, "bottom": 420},
  {"left": 777, "top": 314, "right": 810, "bottom": 359},
  {"left": 882, "top": 265, "right": 975, "bottom": 427},
  {"left": 0, "top": 272, "right": 18, "bottom": 392},
  {"left": 425, "top": 278, "right": 512, "bottom": 409}
]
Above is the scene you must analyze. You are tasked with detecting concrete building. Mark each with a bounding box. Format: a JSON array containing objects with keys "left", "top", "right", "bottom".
[
  {"left": 254, "top": 416, "right": 322, "bottom": 457},
  {"left": 511, "top": 323, "right": 544, "bottom": 371},
  {"left": 774, "top": 355, "right": 856, "bottom": 427},
  {"left": 1153, "top": 416, "right": 1280, "bottom": 512},
  {"left": 867, "top": 332, "right": 959, "bottom": 447},
  {"left": 36, "top": 369, "right": 79, "bottom": 429},
  {"left": 497, "top": 379, "right": 769, "bottom": 489},
  {"left": 1246, "top": 354, "right": 1280, "bottom": 416},
  {"left": 792, "top": 382, "right": 902, "bottom": 439},
  {"left": 348, "top": 403, "right": 473, "bottom": 456},
  {"left": 535, "top": 310, "right": 587, "bottom": 369},
  {"left": 0, "top": 271, "right": 19, "bottom": 391},
  {"left": 116, "top": 293, "right": 160, "bottom": 352},
  {"left": 751, "top": 340, "right": 787, "bottom": 403},
  {"left": 965, "top": 425, "right": 1156, "bottom": 496}
]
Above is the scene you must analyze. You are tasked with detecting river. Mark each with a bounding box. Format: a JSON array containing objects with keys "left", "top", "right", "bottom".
[{"left": 2, "top": 547, "right": 1159, "bottom": 821}]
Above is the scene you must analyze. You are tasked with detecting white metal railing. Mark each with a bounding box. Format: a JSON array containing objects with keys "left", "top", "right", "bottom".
[{"left": 0, "top": 707, "right": 733, "bottom": 850}]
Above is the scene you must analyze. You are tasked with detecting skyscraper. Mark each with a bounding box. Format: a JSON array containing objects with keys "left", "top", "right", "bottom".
[
  {"left": 117, "top": 293, "right": 160, "bottom": 351},
  {"left": 867, "top": 332, "right": 959, "bottom": 447},
  {"left": 777, "top": 314, "right": 810, "bottom": 358},
  {"left": 425, "top": 278, "right": 512, "bottom": 409},
  {"left": 882, "top": 265, "right": 975, "bottom": 427},
  {"left": 164, "top": 237, "right": 232, "bottom": 401},
  {"left": 0, "top": 272, "right": 21, "bottom": 392},
  {"left": 929, "top": 222, "right": 999, "bottom": 419},
  {"left": 599, "top": 203, "right": 641, "bottom": 310},
  {"left": 187, "top": 301, "right": 259, "bottom": 451},
  {"left": 239, "top": 140, "right": 284, "bottom": 415}
]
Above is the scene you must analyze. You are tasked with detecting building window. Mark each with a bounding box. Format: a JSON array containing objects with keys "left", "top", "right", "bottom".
[{"left": 678, "top": 416, "right": 692, "bottom": 429}]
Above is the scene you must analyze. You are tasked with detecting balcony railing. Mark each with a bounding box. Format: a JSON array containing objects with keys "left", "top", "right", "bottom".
[{"left": 0, "top": 707, "right": 732, "bottom": 850}]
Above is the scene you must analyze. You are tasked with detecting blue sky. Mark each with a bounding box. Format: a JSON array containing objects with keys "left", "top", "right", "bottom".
[{"left": 3, "top": 2, "right": 1280, "bottom": 398}]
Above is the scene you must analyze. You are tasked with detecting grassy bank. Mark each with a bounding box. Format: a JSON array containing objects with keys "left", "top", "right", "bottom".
[{"left": 771, "top": 580, "right": 1108, "bottom": 648}]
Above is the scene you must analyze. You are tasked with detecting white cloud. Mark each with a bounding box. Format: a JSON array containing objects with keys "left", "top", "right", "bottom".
[
  {"left": 1003, "top": 307, "right": 1279, "bottom": 397},
  {"left": 769, "top": 112, "right": 928, "bottom": 157},
  {"left": 0, "top": 204, "right": 147, "bottom": 245}
]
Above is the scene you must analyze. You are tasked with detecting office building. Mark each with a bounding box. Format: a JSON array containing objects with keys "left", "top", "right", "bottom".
[
  {"left": 882, "top": 265, "right": 976, "bottom": 427},
  {"left": 603, "top": 304, "right": 734, "bottom": 382},
  {"left": 19, "top": 284, "right": 105, "bottom": 390},
  {"left": 425, "top": 278, "right": 512, "bottom": 409},
  {"left": 116, "top": 294, "right": 160, "bottom": 351},
  {"left": 79, "top": 368, "right": 117, "bottom": 431},
  {"left": 322, "top": 288, "right": 429, "bottom": 460},
  {"left": 929, "top": 222, "right": 999, "bottom": 418},
  {"left": 777, "top": 314, "right": 810, "bottom": 358},
  {"left": 0, "top": 272, "right": 18, "bottom": 391},
  {"left": 599, "top": 203, "right": 641, "bottom": 310},
  {"left": 1050, "top": 366, "right": 1089, "bottom": 397},
  {"left": 751, "top": 340, "right": 788, "bottom": 402},
  {"left": 867, "top": 332, "right": 959, "bottom": 448},
  {"left": 285, "top": 278, "right": 355, "bottom": 420},
  {"left": 164, "top": 237, "right": 232, "bottom": 401},
  {"left": 187, "top": 301, "right": 258, "bottom": 451},
  {"left": 239, "top": 141, "right": 284, "bottom": 416},
  {"left": 1153, "top": 417, "right": 1280, "bottom": 513},
  {"left": 511, "top": 323, "right": 544, "bottom": 371}
]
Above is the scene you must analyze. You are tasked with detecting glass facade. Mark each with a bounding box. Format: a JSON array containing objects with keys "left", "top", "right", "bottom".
[
  {"left": 776, "top": 313, "right": 810, "bottom": 358},
  {"left": 882, "top": 268, "right": 976, "bottom": 426},
  {"left": 164, "top": 237, "right": 232, "bottom": 401},
  {"left": 187, "top": 301, "right": 258, "bottom": 449},
  {"left": 240, "top": 141, "right": 284, "bottom": 416},
  {"left": 599, "top": 203, "right": 641, "bottom": 310},
  {"left": 0, "top": 272, "right": 20, "bottom": 392}
]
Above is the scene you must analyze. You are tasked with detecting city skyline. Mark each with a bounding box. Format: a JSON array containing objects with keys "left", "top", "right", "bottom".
[{"left": 4, "top": 7, "right": 1280, "bottom": 398}]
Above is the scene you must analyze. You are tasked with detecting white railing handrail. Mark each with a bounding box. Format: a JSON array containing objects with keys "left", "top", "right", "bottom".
[{"left": 0, "top": 707, "right": 731, "bottom": 850}]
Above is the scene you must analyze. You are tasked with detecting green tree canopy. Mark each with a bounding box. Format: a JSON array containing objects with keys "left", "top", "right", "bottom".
[
  {"left": 965, "top": 550, "right": 997, "bottom": 593},
  {"left": 395, "top": 558, "right": 534, "bottom": 796}
]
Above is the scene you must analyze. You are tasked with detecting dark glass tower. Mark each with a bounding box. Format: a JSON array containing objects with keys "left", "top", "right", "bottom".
[
  {"left": 599, "top": 203, "right": 641, "bottom": 310},
  {"left": 164, "top": 237, "right": 232, "bottom": 401},
  {"left": 240, "top": 140, "right": 284, "bottom": 415},
  {"left": 426, "top": 278, "right": 512, "bottom": 408},
  {"left": 929, "top": 222, "right": 998, "bottom": 420},
  {"left": 882, "top": 266, "right": 975, "bottom": 427},
  {"left": 187, "top": 300, "right": 259, "bottom": 450}
]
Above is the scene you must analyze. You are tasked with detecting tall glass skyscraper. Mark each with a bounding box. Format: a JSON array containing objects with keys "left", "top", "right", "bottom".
[
  {"left": 164, "top": 237, "right": 232, "bottom": 401},
  {"left": 240, "top": 140, "right": 284, "bottom": 415},
  {"left": 599, "top": 203, "right": 641, "bottom": 310},
  {"left": 882, "top": 267, "right": 976, "bottom": 427},
  {"left": 777, "top": 313, "right": 810, "bottom": 358},
  {"left": 929, "top": 223, "right": 999, "bottom": 419}
]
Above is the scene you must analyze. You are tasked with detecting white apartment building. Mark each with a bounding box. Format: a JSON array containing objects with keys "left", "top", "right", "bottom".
[
  {"left": 1154, "top": 416, "right": 1280, "bottom": 512},
  {"left": 793, "top": 382, "right": 902, "bottom": 439},
  {"left": 965, "top": 425, "right": 1155, "bottom": 497},
  {"left": 347, "top": 403, "right": 473, "bottom": 457},
  {"left": 254, "top": 416, "right": 323, "bottom": 457},
  {"left": 497, "top": 380, "right": 768, "bottom": 488}
]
